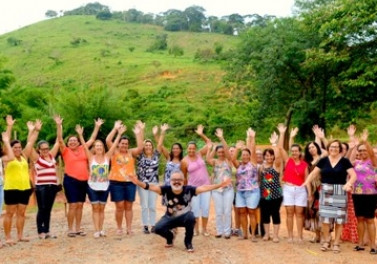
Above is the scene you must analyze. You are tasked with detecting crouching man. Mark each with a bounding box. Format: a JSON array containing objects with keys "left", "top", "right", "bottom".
[{"left": 129, "top": 170, "right": 231, "bottom": 252}]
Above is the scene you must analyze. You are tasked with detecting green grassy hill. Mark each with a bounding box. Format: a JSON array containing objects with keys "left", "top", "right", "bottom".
[{"left": 0, "top": 16, "right": 250, "bottom": 144}]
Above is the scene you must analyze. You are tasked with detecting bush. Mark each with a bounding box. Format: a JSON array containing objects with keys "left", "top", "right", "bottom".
[
  {"left": 7, "top": 37, "right": 22, "bottom": 46},
  {"left": 96, "top": 11, "right": 112, "bottom": 20},
  {"left": 146, "top": 34, "right": 168, "bottom": 52},
  {"left": 128, "top": 47, "right": 135, "bottom": 52},
  {"left": 168, "top": 45, "right": 184, "bottom": 57},
  {"left": 194, "top": 48, "right": 215, "bottom": 62}
]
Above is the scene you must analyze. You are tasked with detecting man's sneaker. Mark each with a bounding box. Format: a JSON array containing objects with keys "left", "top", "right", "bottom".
[
  {"left": 186, "top": 244, "right": 194, "bottom": 253},
  {"left": 143, "top": 226, "right": 150, "bottom": 234}
]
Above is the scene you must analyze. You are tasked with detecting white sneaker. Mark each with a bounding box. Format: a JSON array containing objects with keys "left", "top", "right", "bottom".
[
  {"left": 100, "top": 230, "right": 106, "bottom": 237},
  {"left": 93, "top": 231, "right": 100, "bottom": 238}
]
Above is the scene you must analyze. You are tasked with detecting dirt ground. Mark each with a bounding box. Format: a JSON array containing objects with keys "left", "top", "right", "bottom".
[{"left": 1, "top": 192, "right": 376, "bottom": 264}]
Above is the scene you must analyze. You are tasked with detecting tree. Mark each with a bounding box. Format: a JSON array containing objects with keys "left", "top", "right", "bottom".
[
  {"left": 45, "top": 10, "right": 58, "bottom": 18},
  {"left": 163, "top": 9, "right": 188, "bottom": 31},
  {"left": 123, "top": 8, "right": 144, "bottom": 22},
  {"left": 96, "top": 10, "right": 112, "bottom": 20},
  {"left": 184, "top": 6, "right": 206, "bottom": 32},
  {"left": 64, "top": 2, "right": 110, "bottom": 16}
]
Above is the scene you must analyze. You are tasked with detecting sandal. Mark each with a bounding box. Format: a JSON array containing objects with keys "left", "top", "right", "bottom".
[
  {"left": 370, "top": 248, "right": 377, "bottom": 255},
  {"left": 76, "top": 230, "right": 87, "bottom": 236},
  {"left": 272, "top": 237, "right": 279, "bottom": 243},
  {"left": 67, "top": 232, "right": 76, "bottom": 238},
  {"left": 353, "top": 245, "right": 365, "bottom": 251},
  {"left": 262, "top": 235, "right": 270, "bottom": 241},
  {"left": 333, "top": 244, "right": 340, "bottom": 254},
  {"left": 320, "top": 241, "right": 331, "bottom": 252}
]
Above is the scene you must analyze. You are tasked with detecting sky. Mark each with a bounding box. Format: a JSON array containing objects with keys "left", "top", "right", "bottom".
[{"left": 0, "top": 0, "right": 295, "bottom": 35}]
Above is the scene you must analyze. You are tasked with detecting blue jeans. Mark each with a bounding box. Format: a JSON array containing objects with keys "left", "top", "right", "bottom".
[
  {"left": 35, "top": 185, "right": 58, "bottom": 234},
  {"left": 137, "top": 185, "right": 158, "bottom": 226},
  {"left": 212, "top": 188, "right": 234, "bottom": 236}
]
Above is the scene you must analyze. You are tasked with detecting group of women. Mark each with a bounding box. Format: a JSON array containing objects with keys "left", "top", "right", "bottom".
[{"left": 0, "top": 116, "right": 376, "bottom": 255}]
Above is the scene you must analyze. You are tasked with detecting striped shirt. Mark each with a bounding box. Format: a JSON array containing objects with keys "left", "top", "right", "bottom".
[{"left": 34, "top": 155, "right": 58, "bottom": 185}]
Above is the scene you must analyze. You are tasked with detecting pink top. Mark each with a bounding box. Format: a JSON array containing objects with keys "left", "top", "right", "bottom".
[
  {"left": 62, "top": 145, "right": 89, "bottom": 181},
  {"left": 187, "top": 155, "right": 210, "bottom": 187},
  {"left": 353, "top": 159, "right": 377, "bottom": 195},
  {"left": 283, "top": 158, "right": 307, "bottom": 186}
]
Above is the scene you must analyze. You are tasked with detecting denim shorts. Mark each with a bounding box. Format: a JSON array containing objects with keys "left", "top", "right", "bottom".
[
  {"left": 87, "top": 186, "right": 109, "bottom": 204},
  {"left": 235, "top": 189, "right": 260, "bottom": 209},
  {"left": 63, "top": 174, "right": 87, "bottom": 203},
  {"left": 109, "top": 181, "right": 136, "bottom": 202}
]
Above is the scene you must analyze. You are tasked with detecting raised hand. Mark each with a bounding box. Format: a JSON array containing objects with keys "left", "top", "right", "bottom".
[
  {"left": 114, "top": 120, "right": 122, "bottom": 130},
  {"left": 152, "top": 125, "right": 159, "bottom": 136},
  {"left": 236, "top": 140, "right": 245, "bottom": 150},
  {"left": 160, "top": 123, "right": 169, "bottom": 132},
  {"left": 34, "top": 119, "right": 43, "bottom": 131},
  {"left": 206, "top": 140, "right": 213, "bottom": 150},
  {"left": 195, "top": 124, "right": 204, "bottom": 136},
  {"left": 215, "top": 128, "right": 223, "bottom": 139},
  {"left": 6, "top": 115, "right": 15, "bottom": 126},
  {"left": 277, "top": 123, "right": 287, "bottom": 134},
  {"left": 317, "top": 127, "right": 325, "bottom": 139},
  {"left": 118, "top": 125, "right": 126, "bottom": 134},
  {"left": 133, "top": 124, "right": 141, "bottom": 135},
  {"left": 361, "top": 129, "right": 368, "bottom": 141},
  {"left": 136, "top": 120, "right": 145, "bottom": 130},
  {"left": 290, "top": 127, "right": 299, "bottom": 138},
  {"left": 95, "top": 118, "right": 104, "bottom": 127},
  {"left": 54, "top": 115, "right": 63, "bottom": 126},
  {"left": 75, "top": 125, "right": 84, "bottom": 135},
  {"left": 269, "top": 131, "right": 278, "bottom": 145},
  {"left": 347, "top": 124, "right": 356, "bottom": 138},
  {"left": 26, "top": 121, "right": 35, "bottom": 132},
  {"left": 247, "top": 128, "right": 256, "bottom": 138}
]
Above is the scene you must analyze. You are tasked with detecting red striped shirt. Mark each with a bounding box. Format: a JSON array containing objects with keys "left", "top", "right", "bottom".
[{"left": 34, "top": 154, "right": 58, "bottom": 185}]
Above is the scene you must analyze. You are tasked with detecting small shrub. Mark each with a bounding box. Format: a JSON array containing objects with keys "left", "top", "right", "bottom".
[
  {"left": 168, "top": 45, "right": 184, "bottom": 57},
  {"left": 128, "top": 47, "right": 135, "bottom": 52},
  {"left": 147, "top": 34, "right": 168, "bottom": 52},
  {"left": 7, "top": 37, "right": 22, "bottom": 46}
]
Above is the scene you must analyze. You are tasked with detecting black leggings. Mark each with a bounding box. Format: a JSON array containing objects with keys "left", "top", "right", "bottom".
[
  {"left": 260, "top": 197, "right": 283, "bottom": 225},
  {"left": 35, "top": 185, "right": 58, "bottom": 234}
]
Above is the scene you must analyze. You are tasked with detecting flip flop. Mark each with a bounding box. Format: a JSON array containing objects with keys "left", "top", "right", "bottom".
[
  {"left": 67, "top": 232, "right": 76, "bottom": 238},
  {"left": 18, "top": 238, "right": 30, "bottom": 242},
  {"left": 76, "top": 230, "right": 86, "bottom": 236}
]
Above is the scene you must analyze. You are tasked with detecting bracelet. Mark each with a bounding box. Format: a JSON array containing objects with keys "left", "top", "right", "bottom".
[{"left": 144, "top": 182, "right": 149, "bottom": 190}]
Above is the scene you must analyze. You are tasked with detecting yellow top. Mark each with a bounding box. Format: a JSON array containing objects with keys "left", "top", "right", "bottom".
[{"left": 4, "top": 156, "right": 31, "bottom": 190}]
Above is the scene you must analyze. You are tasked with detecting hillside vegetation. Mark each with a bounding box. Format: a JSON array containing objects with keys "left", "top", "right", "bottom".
[{"left": 0, "top": 16, "right": 247, "bottom": 144}]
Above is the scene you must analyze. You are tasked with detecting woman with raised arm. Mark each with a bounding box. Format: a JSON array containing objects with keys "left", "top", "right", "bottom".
[
  {"left": 348, "top": 137, "right": 377, "bottom": 254},
  {"left": 206, "top": 128, "right": 233, "bottom": 239},
  {"left": 278, "top": 124, "right": 308, "bottom": 243},
  {"left": 304, "top": 125, "right": 327, "bottom": 243},
  {"left": 3, "top": 116, "right": 40, "bottom": 244},
  {"left": 136, "top": 123, "right": 165, "bottom": 234},
  {"left": 158, "top": 124, "right": 184, "bottom": 186},
  {"left": 259, "top": 131, "right": 284, "bottom": 243},
  {"left": 304, "top": 139, "right": 356, "bottom": 253},
  {"left": 0, "top": 130, "right": 15, "bottom": 247},
  {"left": 28, "top": 116, "right": 61, "bottom": 239},
  {"left": 107, "top": 121, "right": 144, "bottom": 236},
  {"left": 181, "top": 124, "right": 211, "bottom": 236},
  {"left": 340, "top": 125, "right": 360, "bottom": 244},
  {"left": 76, "top": 123, "right": 125, "bottom": 238},
  {"left": 232, "top": 128, "right": 260, "bottom": 241},
  {"left": 58, "top": 117, "right": 103, "bottom": 237}
]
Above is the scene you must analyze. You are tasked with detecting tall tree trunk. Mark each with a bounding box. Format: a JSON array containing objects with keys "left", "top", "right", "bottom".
[{"left": 284, "top": 106, "right": 294, "bottom": 150}]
